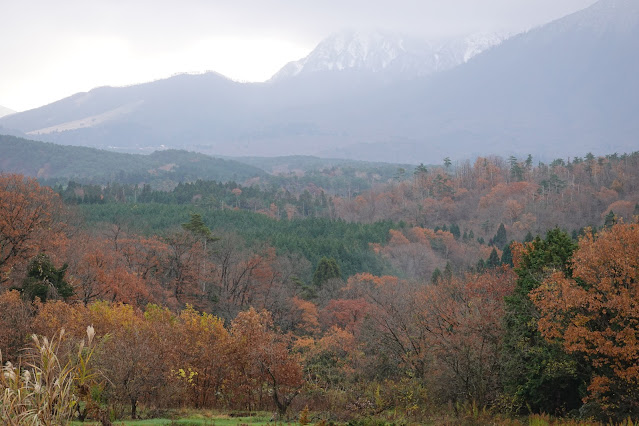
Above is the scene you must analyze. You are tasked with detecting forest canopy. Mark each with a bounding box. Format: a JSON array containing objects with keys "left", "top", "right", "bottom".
[{"left": 1, "top": 148, "right": 638, "bottom": 424}]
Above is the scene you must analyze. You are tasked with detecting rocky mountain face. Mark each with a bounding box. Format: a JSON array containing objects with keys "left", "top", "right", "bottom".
[{"left": 0, "top": 0, "right": 637, "bottom": 163}]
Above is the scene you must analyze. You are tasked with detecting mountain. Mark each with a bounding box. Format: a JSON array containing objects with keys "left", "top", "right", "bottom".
[
  {"left": 0, "top": 134, "right": 266, "bottom": 184},
  {"left": 270, "top": 30, "right": 507, "bottom": 81},
  {"left": 347, "top": 0, "right": 639, "bottom": 161},
  {"left": 0, "top": 0, "right": 637, "bottom": 163},
  {"left": 0, "top": 105, "right": 15, "bottom": 118},
  {"left": 0, "top": 72, "right": 267, "bottom": 153},
  {"left": 308, "top": 0, "right": 639, "bottom": 161}
]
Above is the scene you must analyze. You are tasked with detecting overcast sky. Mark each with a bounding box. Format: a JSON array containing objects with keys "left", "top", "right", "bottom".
[{"left": 1, "top": 0, "right": 597, "bottom": 112}]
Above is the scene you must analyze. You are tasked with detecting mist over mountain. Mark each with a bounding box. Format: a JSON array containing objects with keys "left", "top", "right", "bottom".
[
  {"left": 270, "top": 29, "right": 507, "bottom": 82},
  {"left": 0, "top": 105, "right": 15, "bottom": 118},
  {"left": 1, "top": 0, "right": 637, "bottom": 163},
  {"left": 359, "top": 0, "right": 639, "bottom": 161}
]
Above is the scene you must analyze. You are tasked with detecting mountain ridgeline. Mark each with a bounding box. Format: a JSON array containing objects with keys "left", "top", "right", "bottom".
[
  {"left": 0, "top": 0, "right": 637, "bottom": 163},
  {"left": 0, "top": 105, "right": 15, "bottom": 118},
  {"left": 0, "top": 134, "right": 266, "bottom": 185},
  {"left": 0, "top": 134, "right": 416, "bottom": 195}
]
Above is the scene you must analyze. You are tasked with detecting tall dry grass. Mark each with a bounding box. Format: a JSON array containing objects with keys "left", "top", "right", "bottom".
[{"left": 0, "top": 326, "right": 96, "bottom": 425}]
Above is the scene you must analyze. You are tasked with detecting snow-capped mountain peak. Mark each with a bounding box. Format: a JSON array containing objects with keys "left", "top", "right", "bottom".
[{"left": 270, "top": 29, "right": 511, "bottom": 81}]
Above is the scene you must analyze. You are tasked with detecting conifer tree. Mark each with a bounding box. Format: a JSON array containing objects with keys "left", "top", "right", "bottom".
[
  {"left": 501, "top": 229, "right": 586, "bottom": 414},
  {"left": 20, "top": 254, "right": 73, "bottom": 302},
  {"left": 312, "top": 257, "right": 341, "bottom": 288},
  {"left": 492, "top": 223, "right": 507, "bottom": 248},
  {"left": 487, "top": 248, "right": 500, "bottom": 268}
]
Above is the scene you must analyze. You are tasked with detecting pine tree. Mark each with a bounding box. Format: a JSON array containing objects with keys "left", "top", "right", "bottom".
[
  {"left": 449, "top": 223, "right": 461, "bottom": 240},
  {"left": 501, "top": 229, "right": 586, "bottom": 414},
  {"left": 20, "top": 254, "right": 73, "bottom": 302},
  {"left": 475, "top": 258, "right": 486, "bottom": 273},
  {"left": 603, "top": 210, "right": 617, "bottom": 228},
  {"left": 443, "top": 262, "right": 453, "bottom": 282},
  {"left": 182, "top": 213, "right": 213, "bottom": 239},
  {"left": 431, "top": 268, "right": 442, "bottom": 284},
  {"left": 487, "top": 248, "right": 500, "bottom": 268},
  {"left": 501, "top": 242, "right": 514, "bottom": 267},
  {"left": 182, "top": 213, "right": 219, "bottom": 249},
  {"left": 493, "top": 223, "right": 507, "bottom": 248},
  {"left": 312, "top": 257, "right": 341, "bottom": 288}
]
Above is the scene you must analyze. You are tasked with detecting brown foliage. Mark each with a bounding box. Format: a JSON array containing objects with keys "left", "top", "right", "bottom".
[
  {"left": 0, "top": 290, "right": 33, "bottom": 362},
  {"left": 531, "top": 223, "right": 639, "bottom": 417},
  {"left": 0, "top": 174, "right": 67, "bottom": 285},
  {"left": 229, "top": 308, "right": 303, "bottom": 416},
  {"left": 416, "top": 268, "right": 515, "bottom": 405}
]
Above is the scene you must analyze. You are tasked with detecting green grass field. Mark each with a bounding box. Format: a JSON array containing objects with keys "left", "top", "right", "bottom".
[{"left": 70, "top": 412, "right": 294, "bottom": 425}]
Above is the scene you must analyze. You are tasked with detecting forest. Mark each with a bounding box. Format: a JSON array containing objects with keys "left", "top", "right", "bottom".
[{"left": 1, "top": 149, "right": 639, "bottom": 425}]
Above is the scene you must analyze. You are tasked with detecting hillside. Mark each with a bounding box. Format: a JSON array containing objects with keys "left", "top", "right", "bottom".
[{"left": 0, "top": 134, "right": 266, "bottom": 185}]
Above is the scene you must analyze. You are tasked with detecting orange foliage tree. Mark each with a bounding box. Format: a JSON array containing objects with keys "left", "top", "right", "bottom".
[
  {"left": 229, "top": 308, "right": 303, "bottom": 418},
  {"left": 170, "top": 305, "right": 230, "bottom": 409},
  {"left": 531, "top": 223, "right": 639, "bottom": 419},
  {"left": 0, "top": 174, "right": 67, "bottom": 285},
  {"left": 64, "top": 233, "right": 153, "bottom": 307}
]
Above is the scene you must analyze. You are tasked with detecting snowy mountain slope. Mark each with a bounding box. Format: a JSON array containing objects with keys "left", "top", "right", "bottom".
[{"left": 270, "top": 30, "right": 509, "bottom": 81}]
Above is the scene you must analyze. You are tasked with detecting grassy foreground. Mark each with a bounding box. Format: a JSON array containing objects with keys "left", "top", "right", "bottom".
[
  {"left": 68, "top": 410, "right": 622, "bottom": 426},
  {"left": 70, "top": 411, "right": 288, "bottom": 425}
]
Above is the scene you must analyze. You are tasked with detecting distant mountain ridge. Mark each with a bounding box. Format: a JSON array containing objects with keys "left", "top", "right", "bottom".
[
  {"left": 270, "top": 29, "right": 508, "bottom": 81},
  {"left": 0, "top": 134, "right": 266, "bottom": 184},
  {"left": 0, "top": 105, "right": 15, "bottom": 118},
  {"left": 0, "top": 0, "right": 637, "bottom": 163}
]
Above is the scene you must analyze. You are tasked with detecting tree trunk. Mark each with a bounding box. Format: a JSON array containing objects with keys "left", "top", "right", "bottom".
[
  {"left": 131, "top": 397, "right": 137, "bottom": 419},
  {"left": 271, "top": 383, "right": 299, "bottom": 420}
]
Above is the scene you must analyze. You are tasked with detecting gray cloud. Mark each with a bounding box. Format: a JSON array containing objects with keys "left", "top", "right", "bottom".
[
  {"left": 6, "top": 0, "right": 598, "bottom": 46},
  {"left": 1, "top": 0, "right": 597, "bottom": 110}
]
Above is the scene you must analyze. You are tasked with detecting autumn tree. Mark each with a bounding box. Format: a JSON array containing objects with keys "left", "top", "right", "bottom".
[
  {"left": 89, "top": 302, "right": 170, "bottom": 419},
  {"left": 64, "top": 234, "right": 151, "bottom": 307},
  {"left": 416, "top": 268, "right": 515, "bottom": 406},
  {"left": 163, "top": 231, "right": 205, "bottom": 307},
  {"left": 0, "top": 174, "right": 67, "bottom": 285},
  {"left": 0, "top": 290, "right": 33, "bottom": 362},
  {"left": 531, "top": 223, "right": 639, "bottom": 420},
  {"left": 345, "top": 273, "right": 428, "bottom": 379},
  {"left": 170, "top": 305, "right": 230, "bottom": 408},
  {"left": 229, "top": 308, "right": 303, "bottom": 418}
]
